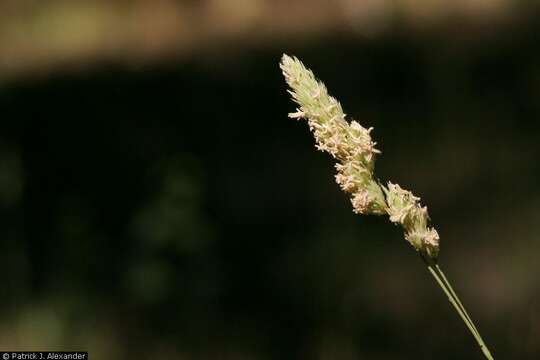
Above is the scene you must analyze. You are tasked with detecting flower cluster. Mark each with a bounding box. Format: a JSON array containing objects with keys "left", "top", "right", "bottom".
[
  {"left": 280, "top": 54, "right": 440, "bottom": 259},
  {"left": 280, "top": 54, "right": 386, "bottom": 215},
  {"left": 385, "top": 183, "right": 440, "bottom": 258}
]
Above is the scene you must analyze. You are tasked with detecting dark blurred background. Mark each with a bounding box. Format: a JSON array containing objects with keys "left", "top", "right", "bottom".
[{"left": 1, "top": 0, "right": 540, "bottom": 358}]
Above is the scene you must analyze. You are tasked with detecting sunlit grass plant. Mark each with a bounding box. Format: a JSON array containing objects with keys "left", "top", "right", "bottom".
[{"left": 280, "top": 54, "right": 494, "bottom": 359}]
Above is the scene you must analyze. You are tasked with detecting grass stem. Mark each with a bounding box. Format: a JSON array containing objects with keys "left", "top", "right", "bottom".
[{"left": 423, "top": 259, "right": 494, "bottom": 359}]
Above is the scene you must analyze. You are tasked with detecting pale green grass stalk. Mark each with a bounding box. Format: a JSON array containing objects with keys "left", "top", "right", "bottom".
[
  {"left": 434, "top": 265, "right": 494, "bottom": 359},
  {"left": 280, "top": 54, "right": 495, "bottom": 359},
  {"left": 422, "top": 256, "right": 494, "bottom": 359}
]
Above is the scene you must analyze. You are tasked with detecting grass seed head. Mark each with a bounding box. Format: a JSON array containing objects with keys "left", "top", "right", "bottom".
[{"left": 280, "top": 54, "right": 439, "bottom": 259}]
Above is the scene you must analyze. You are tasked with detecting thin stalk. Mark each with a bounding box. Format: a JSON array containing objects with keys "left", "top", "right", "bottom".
[
  {"left": 434, "top": 265, "right": 479, "bottom": 337},
  {"left": 423, "top": 259, "right": 494, "bottom": 359}
]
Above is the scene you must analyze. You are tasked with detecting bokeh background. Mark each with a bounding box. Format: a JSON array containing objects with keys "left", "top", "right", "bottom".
[{"left": 2, "top": 0, "right": 540, "bottom": 358}]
